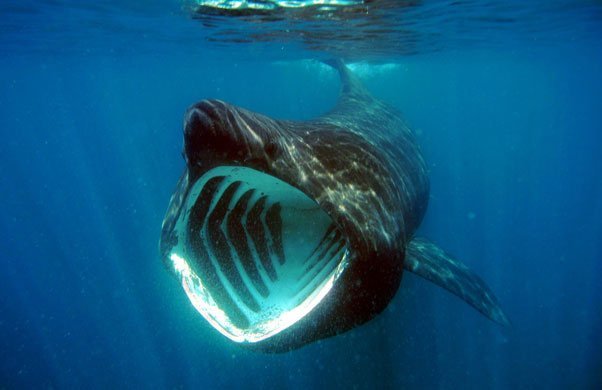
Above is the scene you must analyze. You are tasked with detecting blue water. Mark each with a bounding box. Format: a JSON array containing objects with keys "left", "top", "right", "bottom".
[{"left": 1, "top": 1, "right": 601, "bottom": 388}]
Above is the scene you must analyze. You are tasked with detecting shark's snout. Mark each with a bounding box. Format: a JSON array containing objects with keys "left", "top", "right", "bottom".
[
  {"left": 184, "top": 100, "right": 243, "bottom": 166},
  {"left": 185, "top": 105, "right": 215, "bottom": 135},
  {"left": 184, "top": 99, "right": 279, "bottom": 170}
]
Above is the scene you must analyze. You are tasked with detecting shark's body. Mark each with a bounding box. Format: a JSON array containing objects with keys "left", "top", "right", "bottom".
[{"left": 160, "top": 61, "right": 508, "bottom": 352}]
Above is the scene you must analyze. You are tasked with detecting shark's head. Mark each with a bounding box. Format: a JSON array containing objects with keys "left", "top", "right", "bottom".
[{"left": 161, "top": 92, "right": 410, "bottom": 351}]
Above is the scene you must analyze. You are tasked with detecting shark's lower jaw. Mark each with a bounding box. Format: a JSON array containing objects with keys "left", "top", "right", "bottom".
[{"left": 169, "top": 166, "right": 350, "bottom": 343}]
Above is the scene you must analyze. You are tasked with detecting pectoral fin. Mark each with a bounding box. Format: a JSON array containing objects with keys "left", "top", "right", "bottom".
[{"left": 404, "top": 237, "right": 509, "bottom": 326}]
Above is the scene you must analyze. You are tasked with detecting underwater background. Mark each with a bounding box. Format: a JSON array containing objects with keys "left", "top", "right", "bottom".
[{"left": 1, "top": 0, "right": 601, "bottom": 388}]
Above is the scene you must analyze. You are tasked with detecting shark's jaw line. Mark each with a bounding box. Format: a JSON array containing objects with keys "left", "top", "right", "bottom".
[{"left": 169, "top": 166, "right": 350, "bottom": 343}]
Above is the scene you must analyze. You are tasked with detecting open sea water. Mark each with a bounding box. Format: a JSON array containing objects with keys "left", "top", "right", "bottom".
[{"left": 1, "top": 0, "right": 601, "bottom": 388}]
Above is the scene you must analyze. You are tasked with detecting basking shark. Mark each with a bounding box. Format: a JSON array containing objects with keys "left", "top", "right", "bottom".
[{"left": 160, "top": 60, "right": 508, "bottom": 352}]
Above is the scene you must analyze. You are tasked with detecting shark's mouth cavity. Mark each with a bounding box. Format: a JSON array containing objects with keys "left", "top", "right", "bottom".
[{"left": 169, "top": 166, "right": 350, "bottom": 343}]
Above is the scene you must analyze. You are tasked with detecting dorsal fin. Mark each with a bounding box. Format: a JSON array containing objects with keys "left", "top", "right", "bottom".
[{"left": 323, "top": 59, "right": 371, "bottom": 100}]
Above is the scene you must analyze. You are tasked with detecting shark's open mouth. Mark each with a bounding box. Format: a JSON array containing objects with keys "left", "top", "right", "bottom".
[{"left": 169, "top": 166, "right": 350, "bottom": 343}]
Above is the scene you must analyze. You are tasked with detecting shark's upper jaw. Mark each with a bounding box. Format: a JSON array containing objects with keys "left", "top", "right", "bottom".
[{"left": 168, "top": 165, "right": 350, "bottom": 343}]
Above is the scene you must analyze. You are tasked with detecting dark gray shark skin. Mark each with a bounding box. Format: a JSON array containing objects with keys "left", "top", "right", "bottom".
[{"left": 160, "top": 60, "right": 508, "bottom": 352}]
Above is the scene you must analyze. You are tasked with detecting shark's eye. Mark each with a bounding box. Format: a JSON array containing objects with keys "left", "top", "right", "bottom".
[{"left": 169, "top": 166, "right": 350, "bottom": 343}]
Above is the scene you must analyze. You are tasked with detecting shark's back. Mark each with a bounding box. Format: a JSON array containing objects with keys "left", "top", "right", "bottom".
[{"left": 305, "top": 61, "right": 430, "bottom": 244}]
